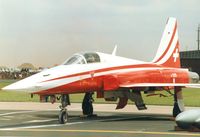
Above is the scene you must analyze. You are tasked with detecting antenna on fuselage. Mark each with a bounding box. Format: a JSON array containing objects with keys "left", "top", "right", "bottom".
[{"left": 112, "top": 45, "right": 117, "bottom": 56}]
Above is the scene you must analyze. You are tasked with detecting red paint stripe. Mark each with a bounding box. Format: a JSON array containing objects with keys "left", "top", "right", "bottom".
[
  {"left": 42, "top": 63, "right": 160, "bottom": 83},
  {"left": 154, "top": 22, "right": 177, "bottom": 63}
]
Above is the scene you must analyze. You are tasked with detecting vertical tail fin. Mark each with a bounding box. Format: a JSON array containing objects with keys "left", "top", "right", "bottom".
[{"left": 152, "top": 17, "right": 180, "bottom": 68}]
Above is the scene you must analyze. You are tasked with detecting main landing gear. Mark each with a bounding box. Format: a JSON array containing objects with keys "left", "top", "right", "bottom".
[
  {"left": 82, "top": 92, "right": 94, "bottom": 116},
  {"left": 58, "top": 94, "right": 70, "bottom": 124},
  {"left": 173, "top": 87, "right": 185, "bottom": 117}
]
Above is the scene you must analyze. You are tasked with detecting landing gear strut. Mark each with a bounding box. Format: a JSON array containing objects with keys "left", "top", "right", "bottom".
[
  {"left": 173, "top": 87, "right": 184, "bottom": 117},
  {"left": 82, "top": 92, "right": 94, "bottom": 116},
  {"left": 58, "top": 94, "right": 70, "bottom": 124}
]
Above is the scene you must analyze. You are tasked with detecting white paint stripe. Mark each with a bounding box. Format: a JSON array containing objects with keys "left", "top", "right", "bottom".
[
  {"left": 22, "top": 119, "right": 56, "bottom": 124},
  {"left": 0, "top": 136, "right": 23, "bottom": 137},
  {"left": 0, "top": 122, "right": 85, "bottom": 131},
  {"left": 0, "top": 117, "right": 134, "bottom": 131},
  {"left": 157, "top": 31, "right": 178, "bottom": 64},
  {"left": 3, "top": 116, "right": 14, "bottom": 118},
  {"left": 152, "top": 19, "right": 176, "bottom": 62},
  {"left": 0, "top": 118, "right": 10, "bottom": 121},
  {"left": 0, "top": 110, "right": 38, "bottom": 116}
]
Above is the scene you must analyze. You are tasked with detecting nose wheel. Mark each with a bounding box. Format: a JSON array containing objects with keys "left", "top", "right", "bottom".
[
  {"left": 59, "top": 108, "right": 68, "bottom": 124},
  {"left": 58, "top": 94, "right": 70, "bottom": 124}
]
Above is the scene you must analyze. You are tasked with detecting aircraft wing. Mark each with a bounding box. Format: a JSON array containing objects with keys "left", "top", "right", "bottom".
[{"left": 119, "top": 83, "right": 200, "bottom": 89}]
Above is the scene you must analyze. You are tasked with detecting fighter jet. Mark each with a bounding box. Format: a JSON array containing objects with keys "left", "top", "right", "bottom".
[{"left": 2, "top": 17, "right": 200, "bottom": 124}]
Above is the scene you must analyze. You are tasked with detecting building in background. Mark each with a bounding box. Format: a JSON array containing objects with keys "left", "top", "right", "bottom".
[
  {"left": 180, "top": 24, "right": 200, "bottom": 75},
  {"left": 180, "top": 50, "right": 200, "bottom": 75}
]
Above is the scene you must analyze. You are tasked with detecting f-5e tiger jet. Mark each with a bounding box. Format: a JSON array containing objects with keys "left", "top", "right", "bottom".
[{"left": 2, "top": 17, "right": 200, "bottom": 124}]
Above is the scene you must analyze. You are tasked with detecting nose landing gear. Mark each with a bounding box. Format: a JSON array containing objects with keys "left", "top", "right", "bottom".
[
  {"left": 59, "top": 108, "right": 68, "bottom": 124},
  {"left": 58, "top": 94, "right": 70, "bottom": 124},
  {"left": 57, "top": 92, "right": 95, "bottom": 124}
]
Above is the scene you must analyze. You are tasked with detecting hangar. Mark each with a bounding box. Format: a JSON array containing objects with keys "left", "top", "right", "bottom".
[
  {"left": 180, "top": 50, "right": 200, "bottom": 75},
  {"left": 180, "top": 24, "right": 200, "bottom": 75}
]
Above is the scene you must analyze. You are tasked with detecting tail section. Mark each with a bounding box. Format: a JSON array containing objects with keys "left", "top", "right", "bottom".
[{"left": 152, "top": 17, "right": 180, "bottom": 68}]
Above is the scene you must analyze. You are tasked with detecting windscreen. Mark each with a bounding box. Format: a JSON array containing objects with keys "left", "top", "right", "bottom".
[
  {"left": 63, "top": 54, "right": 86, "bottom": 65},
  {"left": 83, "top": 53, "right": 100, "bottom": 63},
  {"left": 63, "top": 52, "right": 100, "bottom": 65}
]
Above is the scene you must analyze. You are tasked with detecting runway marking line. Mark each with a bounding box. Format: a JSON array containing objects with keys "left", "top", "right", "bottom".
[
  {"left": 0, "top": 110, "right": 38, "bottom": 116},
  {"left": 0, "top": 121, "right": 85, "bottom": 131},
  {"left": 4, "top": 129, "right": 200, "bottom": 136},
  {"left": 0, "top": 111, "right": 198, "bottom": 136},
  {"left": 22, "top": 119, "right": 56, "bottom": 124},
  {"left": 0, "top": 117, "right": 136, "bottom": 130}
]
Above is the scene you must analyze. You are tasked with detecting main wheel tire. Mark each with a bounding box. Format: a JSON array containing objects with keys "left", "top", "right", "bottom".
[
  {"left": 82, "top": 102, "right": 93, "bottom": 116},
  {"left": 173, "top": 102, "right": 181, "bottom": 117},
  {"left": 58, "top": 109, "right": 68, "bottom": 124}
]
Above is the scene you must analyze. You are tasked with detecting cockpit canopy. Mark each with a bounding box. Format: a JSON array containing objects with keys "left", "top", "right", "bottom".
[{"left": 63, "top": 52, "right": 100, "bottom": 65}]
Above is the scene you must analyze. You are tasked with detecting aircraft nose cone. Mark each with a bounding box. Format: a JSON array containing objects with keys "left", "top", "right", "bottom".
[
  {"left": 1, "top": 68, "right": 51, "bottom": 92},
  {"left": 2, "top": 81, "right": 31, "bottom": 91},
  {"left": 2, "top": 77, "right": 38, "bottom": 92},
  {"left": 2, "top": 84, "right": 17, "bottom": 91}
]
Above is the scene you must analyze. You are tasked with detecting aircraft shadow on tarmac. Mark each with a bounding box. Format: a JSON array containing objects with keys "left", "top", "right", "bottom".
[
  {"left": 0, "top": 111, "right": 173, "bottom": 129},
  {"left": 35, "top": 112, "right": 172, "bottom": 122},
  {"left": 98, "top": 114, "right": 172, "bottom": 122}
]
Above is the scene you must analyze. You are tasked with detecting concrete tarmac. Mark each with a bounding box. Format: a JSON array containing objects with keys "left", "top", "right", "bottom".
[{"left": 0, "top": 103, "right": 199, "bottom": 137}]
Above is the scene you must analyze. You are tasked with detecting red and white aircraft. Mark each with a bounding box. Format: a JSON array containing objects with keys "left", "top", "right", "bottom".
[{"left": 2, "top": 17, "right": 200, "bottom": 124}]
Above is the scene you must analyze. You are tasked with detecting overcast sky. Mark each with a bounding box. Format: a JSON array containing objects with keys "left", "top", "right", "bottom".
[{"left": 0, "top": 0, "right": 200, "bottom": 67}]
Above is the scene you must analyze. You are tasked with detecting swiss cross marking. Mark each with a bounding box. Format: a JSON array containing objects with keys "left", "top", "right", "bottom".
[{"left": 173, "top": 48, "right": 179, "bottom": 62}]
